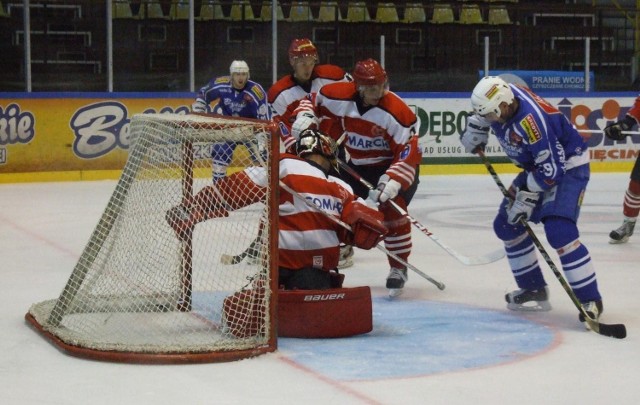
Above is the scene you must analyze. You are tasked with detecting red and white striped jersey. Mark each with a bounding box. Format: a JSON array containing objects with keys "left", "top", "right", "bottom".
[
  {"left": 626, "top": 96, "right": 640, "bottom": 122},
  {"left": 244, "top": 153, "right": 368, "bottom": 271},
  {"left": 315, "top": 81, "right": 422, "bottom": 191},
  {"left": 268, "top": 64, "right": 351, "bottom": 150}
]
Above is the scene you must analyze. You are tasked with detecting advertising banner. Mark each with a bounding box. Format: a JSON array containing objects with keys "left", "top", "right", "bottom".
[
  {"left": 404, "top": 92, "right": 640, "bottom": 168},
  {"left": 1, "top": 92, "right": 639, "bottom": 180},
  {"left": 0, "top": 94, "right": 192, "bottom": 174},
  {"left": 479, "top": 70, "right": 595, "bottom": 91}
]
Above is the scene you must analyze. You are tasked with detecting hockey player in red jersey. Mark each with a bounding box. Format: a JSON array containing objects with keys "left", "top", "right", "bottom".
[
  {"left": 291, "top": 58, "right": 422, "bottom": 297},
  {"left": 165, "top": 128, "right": 387, "bottom": 290},
  {"left": 268, "top": 38, "right": 352, "bottom": 154},
  {"left": 604, "top": 96, "right": 640, "bottom": 243},
  {"left": 268, "top": 38, "right": 354, "bottom": 269}
]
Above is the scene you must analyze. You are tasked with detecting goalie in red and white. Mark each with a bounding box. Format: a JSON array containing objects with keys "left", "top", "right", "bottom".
[{"left": 166, "top": 128, "right": 387, "bottom": 290}]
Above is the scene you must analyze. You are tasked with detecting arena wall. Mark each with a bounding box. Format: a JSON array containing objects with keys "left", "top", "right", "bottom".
[{"left": 1, "top": 92, "right": 638, "bottom": 182}]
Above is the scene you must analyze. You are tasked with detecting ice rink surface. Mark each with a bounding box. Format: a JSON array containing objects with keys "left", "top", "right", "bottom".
[{"left": 1, "top": 171, "right": 638, "bottom": 405}]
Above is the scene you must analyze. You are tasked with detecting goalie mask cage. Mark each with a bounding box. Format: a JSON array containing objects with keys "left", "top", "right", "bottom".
[{"left": 26, "top": 113, "right": 279, "bottom": 364}]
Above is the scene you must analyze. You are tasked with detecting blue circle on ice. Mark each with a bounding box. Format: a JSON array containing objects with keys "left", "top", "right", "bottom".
[{"left": 278, "top": 297, "right": 556, "bottom": 381}]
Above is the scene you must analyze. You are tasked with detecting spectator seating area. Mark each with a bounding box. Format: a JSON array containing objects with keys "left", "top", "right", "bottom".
[{"left": 0, "top": 1, "right": 634, "bottom": 92}]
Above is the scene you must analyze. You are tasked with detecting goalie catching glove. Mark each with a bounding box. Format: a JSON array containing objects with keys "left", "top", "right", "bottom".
[
  {"left": 604, "top": 115, "right": 636, "bottom": 141},
  {"left": 460, "top": 114, "right": 491, "bottom": 153},
  {"left": 367, "top": 174, "right": 401, "bottom": 205},
  {"left": 166, "top": 187, "right": 229, "bottom": 240},
  {"left": 343, "top": 203, "right": 388, "bottom": 250},
  {"left": 507, "top": 187, "right": 539, "bottom": 225}
]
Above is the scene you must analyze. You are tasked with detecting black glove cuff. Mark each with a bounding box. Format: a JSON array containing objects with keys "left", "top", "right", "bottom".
[
  {"left": 622, "top": 115, "right": 637, "bottom": 130},
  {"left": 468, "top": 122, "right": 490, "bottom": 131}
]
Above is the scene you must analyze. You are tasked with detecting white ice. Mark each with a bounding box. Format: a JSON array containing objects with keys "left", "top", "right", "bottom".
[{"left": 1, "top": 172, "right": 638, "bottom": 405}]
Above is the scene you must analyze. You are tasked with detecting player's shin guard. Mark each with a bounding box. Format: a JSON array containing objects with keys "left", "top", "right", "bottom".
[
  {"left": 622, "top": 179, "right": 640, "bottom": 218},
  {"left": 504, "top": 233, "right": 550, "bottom": 311},
  {"left": 556, "top": 239, "right": 601, "bottom": 304},
  {"left": 505, "top": 233, "right": 546, "bottom": 290}
]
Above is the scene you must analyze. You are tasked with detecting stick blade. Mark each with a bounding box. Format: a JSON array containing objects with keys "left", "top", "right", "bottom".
[
  {"left": 458, "top": 248, "right": 505, "bottom": 266},
  {"left": 594, "top": 322, "right": 627, "bottom": 339},
  {"left": 220, "top": 253, "right": 244, "bottom": 265}
]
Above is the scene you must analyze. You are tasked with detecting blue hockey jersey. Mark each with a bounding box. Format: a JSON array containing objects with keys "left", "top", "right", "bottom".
[
  {"left": 195, "top": 76, "right": 270, "bottom": 120},
  {"left": 489, "top": 84, "right": 589, "bottom": 192}
]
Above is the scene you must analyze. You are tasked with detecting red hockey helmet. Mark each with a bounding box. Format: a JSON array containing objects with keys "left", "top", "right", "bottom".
[
  {"left": 288, "top": 38, "right": 318, "bottom": 61},
  {"left": 352, "top": 58, "right": 387, "bottom": 87}
]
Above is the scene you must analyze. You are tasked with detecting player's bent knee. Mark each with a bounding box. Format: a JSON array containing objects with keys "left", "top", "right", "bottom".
[
  {"left": 544, "top": 216, "right": 579, "bottom": 249},
  {"left": 493, "top": 213, "right": 524, "bottom": 241}
]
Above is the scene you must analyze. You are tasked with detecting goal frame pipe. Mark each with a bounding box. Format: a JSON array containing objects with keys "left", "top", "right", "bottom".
[{"left": 178, "top": 140, "right": 194, "bottom": 312}]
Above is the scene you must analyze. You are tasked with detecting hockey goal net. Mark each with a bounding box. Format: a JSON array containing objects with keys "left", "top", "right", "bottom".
[{"left": 26, "top": 113, "right": 279, "bottom": 363}]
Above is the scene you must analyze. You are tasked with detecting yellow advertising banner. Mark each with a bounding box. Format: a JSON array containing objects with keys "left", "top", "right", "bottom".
[
  {"left": 1, "top": 92, "right": 638, "bottom": 181},
  {"left": 0, "top": 96, "right": 192, "bottom": 180}
]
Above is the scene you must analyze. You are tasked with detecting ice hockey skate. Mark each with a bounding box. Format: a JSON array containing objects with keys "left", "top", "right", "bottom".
[
  {"left": 609, "top": 219, "right": 635, "bottom": 244},
  {"left": 386, "top": 267, "right": 408, "bottom": 298},
  {"left": 579, "top": 300, "right": 603, "bottom": 330},
  {"left": 505, "top": 287, "right": 551, "bottom": 311},
  {"left": 337, "top": 244, "right": 354, "bottom": 269}
]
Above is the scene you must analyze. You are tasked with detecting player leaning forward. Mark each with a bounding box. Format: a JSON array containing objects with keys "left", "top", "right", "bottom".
[
  {"left": 461, "top": 76, "right": 604, "bottom": 327},
  {"left": 292, "top": 58, "right": 422, "bottom": 295},
  {"left": 166, "top": 129, "right": 387, "bottom": 290}
]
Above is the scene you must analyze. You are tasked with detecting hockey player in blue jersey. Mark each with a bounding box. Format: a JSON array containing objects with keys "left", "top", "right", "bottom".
[
  {"left": 192, "top": 60, "right": 270, "bottom": 181},
  {"left": 460, "top": 76, "right": 604, "bottom": 329}
]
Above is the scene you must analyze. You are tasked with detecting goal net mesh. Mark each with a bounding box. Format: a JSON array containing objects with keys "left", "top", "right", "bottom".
[{"left": 26, "top": 113, "right": 278, "bottom": 363}]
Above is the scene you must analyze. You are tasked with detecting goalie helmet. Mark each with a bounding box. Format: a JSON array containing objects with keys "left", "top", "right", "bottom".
[
  {"left": 295, "top": 129, "right": 338, "bottom": 171},
  {"left": 352, "top": 58, "right": 387, "bottom": 87},
  {"left": 471, "top": 76, "right": 514, "bottom": 118},
  {"left": 288, "top": 38, "right": 318, "bottom": 62},
  {"left": 230, "top": 60, "right": 250, "bottom": 76}
]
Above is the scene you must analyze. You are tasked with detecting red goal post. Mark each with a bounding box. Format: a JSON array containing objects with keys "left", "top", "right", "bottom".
[{"left": 26, "top": 113, "right": 280, "bottom": 364}]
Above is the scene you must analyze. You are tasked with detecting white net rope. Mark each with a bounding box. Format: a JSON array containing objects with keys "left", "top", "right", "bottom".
[{"left": 28, "top": 113, "right": 275, "bottom": 355}]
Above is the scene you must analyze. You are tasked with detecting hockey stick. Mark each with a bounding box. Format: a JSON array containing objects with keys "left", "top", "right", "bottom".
[
  {"left": 477, "top": 150, "right": 626, "bottom": 339},
  {"left": 577, "top": 129, "right": 640, "bottom": 136},
  {"left": 335, "top": 158, "right": 504, "bottom": 266},
  {"left": 219, "top": 132, "right": 268, "bottom": 265},
  {"left": 279, "top": 180, "right": 446, "bottom": 290},
  {"left": 220, "top": 226, "right": 263, "bottom": 265}
]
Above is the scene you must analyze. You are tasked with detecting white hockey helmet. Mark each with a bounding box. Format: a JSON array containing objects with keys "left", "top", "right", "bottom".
[
  {"left": 470, "top": 76, "right": 514, "bottom": 118},
  {"left": 229, "top": 60, "right": 250, "bottom": 76}
]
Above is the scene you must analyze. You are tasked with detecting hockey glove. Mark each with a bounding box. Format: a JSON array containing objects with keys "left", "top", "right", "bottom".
[
  {"left": 292, "top": 99, "right": 315, "bottom": 117},
  {"left": 604, "top": 115, "right": 636, "bottom": 141},
  {"left": 507, "top": 188, "right": 540, "bottom": 225},
  {"left": 291, "top": 111, "right": 319, "bottom": 140},
  {"left": 368, "top": 174, "right": 401, "bottom": 204},
  {"left": 460, "top": 114, "right": 490, "bottom": 154},
  {"left": 166, "top": 205, "right": 197, "bottom": 240},
  {"left": 166, "top": 186, "right": 230, "bottom": 240},
  {"left": 192, "top": 99, "right": 207, "bottom": 113},
  {"left": 344, "top": 203, "right": 388, "bottom": 250}
]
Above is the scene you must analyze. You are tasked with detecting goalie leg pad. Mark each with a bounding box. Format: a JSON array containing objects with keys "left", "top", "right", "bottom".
[
  {"left": 222, "top": 288, "right": 267, "bottom": 339},
  {"left": 278, "top": 286, "right": 372, "bottom": 338}
]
